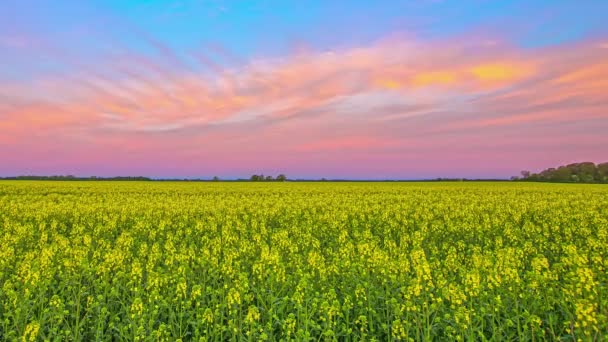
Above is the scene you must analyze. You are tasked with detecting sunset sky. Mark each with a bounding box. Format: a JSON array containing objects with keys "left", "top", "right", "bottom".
[{"left": 1, "top": 0, "right": 607, "bottom": 179}]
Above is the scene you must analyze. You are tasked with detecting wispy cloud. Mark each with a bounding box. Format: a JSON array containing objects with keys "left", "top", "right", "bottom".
[{"left": 1, "top": 29, "right": 607, "bottom": 177}]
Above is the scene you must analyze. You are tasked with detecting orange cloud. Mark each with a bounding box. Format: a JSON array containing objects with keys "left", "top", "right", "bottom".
[
  {"left": 470, "top": 62, "right": 534, "bottom": 82},
  {"left": 411, "top": 71, "right": 457, "bottom": 87},
  {"left": 553, "top": 63, "right": 608, "bottom": 88},
  {"left": 375, "top": 79, "right": 401, "bottom": 89},
  {"left": 1, "top": 33, "right": 607, "bottom": 178}
]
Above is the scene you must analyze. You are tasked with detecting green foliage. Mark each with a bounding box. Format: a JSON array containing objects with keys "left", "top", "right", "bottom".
[
  {"left": 250, "top": 174, "right": 287, "bottom": 181},
  {"left": 0, "top": 181, "right": 607, "bottom": 340},
  {"left": 519, "top": 162, "right": 608, "bottom": 183}
]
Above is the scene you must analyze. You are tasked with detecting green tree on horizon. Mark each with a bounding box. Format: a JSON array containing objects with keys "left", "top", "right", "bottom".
[{"left": 519, "top": 162, "right": 607, "bottom": 183}]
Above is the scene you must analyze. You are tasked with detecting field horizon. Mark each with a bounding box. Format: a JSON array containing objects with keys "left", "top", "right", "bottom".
[{"left": 3, "top": 160, "right": 606, "bottom": 183}]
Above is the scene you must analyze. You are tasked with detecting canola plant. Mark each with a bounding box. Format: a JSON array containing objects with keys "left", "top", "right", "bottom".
[{"left": 0, "top": 181, "right": 606, "bottom": 341}]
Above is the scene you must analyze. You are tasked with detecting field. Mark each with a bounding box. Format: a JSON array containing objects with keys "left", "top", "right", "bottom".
[{"left": 0, "top": 181, "right": 606, "bottom": 341}]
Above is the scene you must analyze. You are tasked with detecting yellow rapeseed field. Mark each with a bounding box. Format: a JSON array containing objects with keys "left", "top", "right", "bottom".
[{"left": 0, "top": 181, "right": 606, "bottom": 341}]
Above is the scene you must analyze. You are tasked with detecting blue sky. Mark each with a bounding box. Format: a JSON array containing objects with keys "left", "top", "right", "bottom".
[
  {"left": 5, "top": 0, "right": 607, "bottom": 57},
  {"left": 3, "top": 0, "right": 603, "bottom": 84}
]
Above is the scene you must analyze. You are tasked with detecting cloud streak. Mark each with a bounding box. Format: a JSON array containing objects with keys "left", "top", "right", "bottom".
[{"left": 1, "top": 30, "right": 607, "bottom": 178}]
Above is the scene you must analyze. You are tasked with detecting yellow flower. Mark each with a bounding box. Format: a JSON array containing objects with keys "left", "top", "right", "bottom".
[
  {"left": 22, "top": 321, "right": 40, "bottom": 342},
  {"left": 245, "top": 306, "right": 260, "bottom": 324}
]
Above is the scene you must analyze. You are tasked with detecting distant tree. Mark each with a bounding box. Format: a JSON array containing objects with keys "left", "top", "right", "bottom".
[
  {"left": 212, "top": 176, "right": 220, "bottom": 182},
  {"left": 276, "top": 174, "right": 287, "bottom": 182},
  {"left": 520, "top": 170, "right": 531, "bottom": 179},
  {"left": 518, "top": 161, "right": 606, "bottom": 183},
  {"left": 265, "top": 175, "right": 274, "bottom": 181},
  {"left": 552, "top": 166, "right": 572, "bottom": 182},
  {"left": 578, "top": 162, "right": 597, "bottom": 182},
  {"left": 250, "top": 175, "right": 260, "bottom": 181},
  {"left": 598, "top": 163, "right": 608, "bottom": 183},
  {"left": 540, "top": 168, "right": 556, "bottom": 181}
]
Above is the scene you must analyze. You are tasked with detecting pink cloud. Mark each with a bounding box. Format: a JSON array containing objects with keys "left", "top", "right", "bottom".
[{"left": 1, "top": 34, "right": 607, "bottom": 178}]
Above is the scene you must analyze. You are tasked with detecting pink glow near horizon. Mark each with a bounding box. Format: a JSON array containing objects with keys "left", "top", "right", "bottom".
[{"left": 1, "top": 35, "right": 607, "bottom": 179}]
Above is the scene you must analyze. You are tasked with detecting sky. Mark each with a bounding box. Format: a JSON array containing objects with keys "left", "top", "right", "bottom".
[{"left": 1, "top": 0, "right": 607, "bottom": 179}]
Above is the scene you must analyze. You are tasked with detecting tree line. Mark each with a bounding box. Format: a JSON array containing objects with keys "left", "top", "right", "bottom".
[
  {"left": 514, "top": 162, "right": 608, "bottom": 183},
  {"left": 3, "top": 165, "right": 607, "bottom": 183},
  {"left": 0, "top": 175, "right": 152, "bottom": 181},
  {"left": 0, "top": 175, "right": 291, "bottom": 182},
  {"left": 248, "top": 174, "right": 287, "bottom": 181}
]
